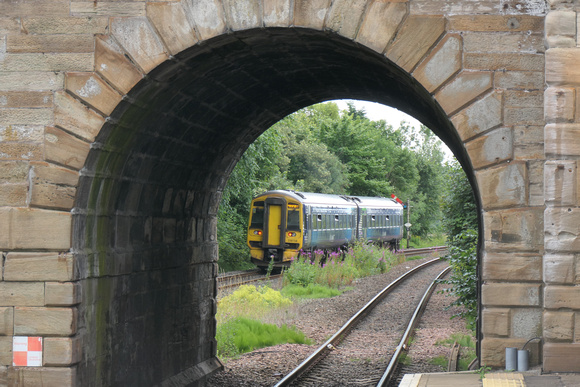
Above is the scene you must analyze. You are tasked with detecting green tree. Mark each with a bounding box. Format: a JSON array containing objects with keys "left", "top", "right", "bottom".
[
  {"left": 406, "top": 126, "right": 446, "bottom": 237},
  {"left": 286, "top": 140, "right": 348, "bottom": 193},
  {"left": 217, "top": 129, "right": 291, "bottom": 271},
  {"left": 218, "top": 101, "right": 452, "bottom": 271},
  {"left": 318, "top": 104, "right": 399, "bottom": 197}
]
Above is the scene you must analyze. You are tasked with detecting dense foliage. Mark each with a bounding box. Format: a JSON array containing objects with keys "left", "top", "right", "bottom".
[
  {"left": 440, "top": 161, "right": 479, "bottom": 326},
  {"left": 283, "top": 242, "right": 405, "bottom": 289},
  {"left": 217, "top": 102, "right": 448, "bottom": 271}
]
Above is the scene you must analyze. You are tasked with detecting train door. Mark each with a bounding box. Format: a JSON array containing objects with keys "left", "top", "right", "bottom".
[{"left": 263, "top": 197, "right": 286, "bottom": 254}]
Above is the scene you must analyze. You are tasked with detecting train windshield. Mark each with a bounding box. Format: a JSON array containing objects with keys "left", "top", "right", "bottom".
[
  {"left": 250, "top": 207, "right": 264, "bottom": 228},
  {"left": 287, "top": 209, "right": 300, "bottom": 231}
]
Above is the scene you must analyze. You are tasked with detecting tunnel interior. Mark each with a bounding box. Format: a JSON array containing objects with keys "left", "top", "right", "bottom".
[{"left": 72, "top": 28, "right": 474, "bottom": 385}]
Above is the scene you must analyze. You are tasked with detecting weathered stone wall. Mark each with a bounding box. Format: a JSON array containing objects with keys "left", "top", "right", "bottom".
[
  {"left": 542, "top": 0, "right": 580, "bottom": 373},
  {"left": 0, "top": 0, "right": 576, "bottom": 385}
]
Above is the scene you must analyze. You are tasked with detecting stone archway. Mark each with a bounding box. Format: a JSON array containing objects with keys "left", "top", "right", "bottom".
[{"left": 1, "top": 1, "right": 554, "bottom": 385}]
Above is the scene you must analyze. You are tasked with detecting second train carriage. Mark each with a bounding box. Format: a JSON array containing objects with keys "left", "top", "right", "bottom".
[{"left": 247, "top": 190, "right": 404, "bottom": 270}]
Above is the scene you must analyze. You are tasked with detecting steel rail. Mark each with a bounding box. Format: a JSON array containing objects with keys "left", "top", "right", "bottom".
[
  {"left": 218, "top": 274, "right": 283, "bottom": 291},
  {"left": 273, "top": 257, "right": 443, "bottom": 387},
  {"left": 401, "top": 246, "right": 447, "bottom": 258},
  {"left": 376, "top": 266, "right": 451, "bottom": 387},
  {"left": 218, "top": 269, "right": 261, "bottom": 283}
]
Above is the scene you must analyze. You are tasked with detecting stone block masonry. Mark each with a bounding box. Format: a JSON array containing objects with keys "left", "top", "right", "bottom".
[
  {"left": 0, "top": 0, "right": 578, "bottom": 384},
  {"left": 542, "top": 0, "right": 580, "bottom": 373}
]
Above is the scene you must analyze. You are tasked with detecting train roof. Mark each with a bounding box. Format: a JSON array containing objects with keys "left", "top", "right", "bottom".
[{"left": 253, "top": 190, "right": 403, "bottom": 210}]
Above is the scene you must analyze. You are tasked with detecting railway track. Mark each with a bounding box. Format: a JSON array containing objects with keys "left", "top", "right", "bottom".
[
  {"left": 217, "top": 269, "right": 283, "bottom": 291},
  {"left": 400, "top": 246, "right": 448, "bottom": 259},
  {"left": 217, "top": 246, "right": 447, "bottom": 292},
  {"left": 273, "top": 258, "right": 450, "bottom": 387}
]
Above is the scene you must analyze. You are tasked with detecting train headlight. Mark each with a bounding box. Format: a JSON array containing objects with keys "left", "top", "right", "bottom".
[
  {"left": 253, "top": 230, "right": 262, "bottom": 235},
  {"left": 287, "top": 232, "right": 296, "bottom": 237}
]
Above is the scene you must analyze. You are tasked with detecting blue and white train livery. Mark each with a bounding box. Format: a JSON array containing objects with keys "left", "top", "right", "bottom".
[{"left": 246, "top": 190, "right": 404, "bottom": 270}]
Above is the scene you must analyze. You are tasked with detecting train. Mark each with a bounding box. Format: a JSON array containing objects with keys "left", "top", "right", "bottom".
[{"left": 246, "top": 190, "right": 404, "bottom": 271}]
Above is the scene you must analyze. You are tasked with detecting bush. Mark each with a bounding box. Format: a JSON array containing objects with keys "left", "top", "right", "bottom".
[
  {"left": 345, "top": 241, "right": 404, "bottom": 276},
  {"left": 218, "top": 285, "right": 293, "bottom": 319},
  {"left": 284, "top": 243, "right": 404, "bottom": 289},
  {"left": 284, "top": 255, "right": 317, "bottom": 287}
]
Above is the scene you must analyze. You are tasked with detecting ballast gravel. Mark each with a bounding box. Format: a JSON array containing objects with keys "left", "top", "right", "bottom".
[{"left": 206, "top": 257, "right": 472, "bottom": 387}]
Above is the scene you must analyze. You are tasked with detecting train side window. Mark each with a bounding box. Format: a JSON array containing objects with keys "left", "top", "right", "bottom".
[{"left": 250, "top": 207, "right": 264, "bottom": 228}]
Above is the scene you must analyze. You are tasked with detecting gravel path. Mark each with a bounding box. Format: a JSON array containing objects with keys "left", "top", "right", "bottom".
[{"left": 207, "top": 257, "right": 473, "bottom": 387}]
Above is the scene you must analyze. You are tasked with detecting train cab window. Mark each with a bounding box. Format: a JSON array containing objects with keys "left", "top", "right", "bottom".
[
  {"left": 287, "top": 209, "right": 300, "bottom": 231},
  {"left": 371, "top": 215, "right": 376, "bottom": 225},
  {"left": 250, "top": 207, "right": 264, "bottom": 228}
]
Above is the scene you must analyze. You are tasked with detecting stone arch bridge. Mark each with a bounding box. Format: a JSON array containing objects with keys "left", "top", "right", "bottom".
[{"left": 0, "top": 0, "right": 579, "bottom": 385}]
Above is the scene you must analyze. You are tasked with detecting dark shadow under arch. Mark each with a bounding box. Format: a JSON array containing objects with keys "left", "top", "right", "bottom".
[{"left": 72, "top": 27, "right": 480, "bottom": 385}]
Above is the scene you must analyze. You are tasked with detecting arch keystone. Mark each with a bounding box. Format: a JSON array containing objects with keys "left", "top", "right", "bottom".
[
  {"left": 293, "top": 0, "right": 331, "bottom": 29},
  {"left": 263, "top": 0, "right": 291, "bottom": 27},
  {"left": 223, "top": 0, "right": 262, "bottom": 31}
]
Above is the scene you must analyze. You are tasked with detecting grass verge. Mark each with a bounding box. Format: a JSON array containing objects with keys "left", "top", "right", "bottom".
[{"left": 217, "top": 317, "right": 312, "bottom": 358}]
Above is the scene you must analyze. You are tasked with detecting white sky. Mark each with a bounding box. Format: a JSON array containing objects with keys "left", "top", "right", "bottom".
[
  {"left": 329, "top": 99, "right": 454, "bottom": 160},
  {"left": 330, "top": 99, "right": 423, "bottom": 128}
]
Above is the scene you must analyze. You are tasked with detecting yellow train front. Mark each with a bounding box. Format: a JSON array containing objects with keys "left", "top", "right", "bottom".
[{"left": 247, "top": 190, "right": 404, "bottom": 271}]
